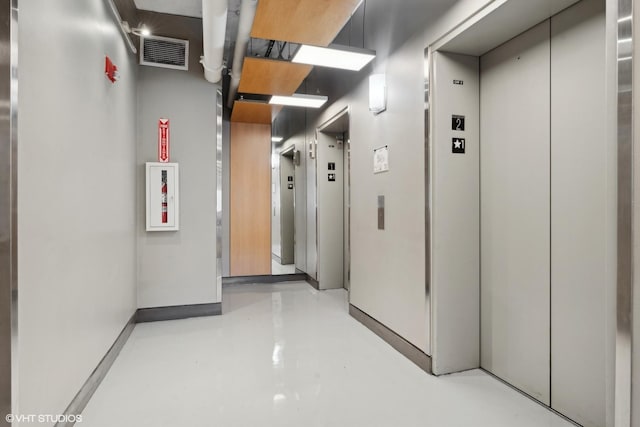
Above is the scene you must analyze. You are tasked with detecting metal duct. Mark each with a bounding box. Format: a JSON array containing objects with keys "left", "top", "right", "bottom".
[
  {"left": 201, "top": 0, "right": 227, "bottom": 83},
  {"left": 227, "top": 0, "right": 258, "bottom": 107}
]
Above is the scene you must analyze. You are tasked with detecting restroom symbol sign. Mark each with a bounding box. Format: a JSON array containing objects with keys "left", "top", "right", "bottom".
[{"left": 452, "top": 138, "right": 466, "bottom": 154}]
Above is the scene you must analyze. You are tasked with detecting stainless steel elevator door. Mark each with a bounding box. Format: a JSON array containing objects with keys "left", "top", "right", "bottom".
[
  {"left": 550, "top": 1, "right": 607, "bottom": 425},
  {"left": 480, "top": 20, "right": 551, "bottom": 405}
]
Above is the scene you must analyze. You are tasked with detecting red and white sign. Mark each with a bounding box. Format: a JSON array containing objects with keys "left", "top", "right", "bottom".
[{"left": 158, "top": 119, "right": 170, "bottom": 163}]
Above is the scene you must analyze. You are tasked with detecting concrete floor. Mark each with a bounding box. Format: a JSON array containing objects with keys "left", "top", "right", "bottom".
[{"left": 81, "top": 282, "right": 574, "bottom": 427}]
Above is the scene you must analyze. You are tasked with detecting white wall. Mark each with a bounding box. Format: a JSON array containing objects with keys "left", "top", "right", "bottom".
[
  {"left": 302, "top": 0, "right": 488, "bottom": 353},
  {"left": 137, "top": 66, "right": 219, "bottom": 307},
  {"left": 18, "top": 0, "right": 137, "bottom": 420}
]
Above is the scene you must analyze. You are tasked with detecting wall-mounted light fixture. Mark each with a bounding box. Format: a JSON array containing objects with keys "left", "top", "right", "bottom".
[
  {"left": 122, "top": 21, "right": 151, "bottom": 37},
  {"left": 269, "top": 94, "right": 328, "bottom": 109},
  {"left": 369, "top": 73, "right": 387, "bottom": 114},
  {"left": 292, "top": 44, "right": 375, "bottom": 71}
]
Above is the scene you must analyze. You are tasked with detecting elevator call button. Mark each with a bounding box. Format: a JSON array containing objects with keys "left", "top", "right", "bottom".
[{"left": 328, "top": 173, "right": 336, "bottom": 182}]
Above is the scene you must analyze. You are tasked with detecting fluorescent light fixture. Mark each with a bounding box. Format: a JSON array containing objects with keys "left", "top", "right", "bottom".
[
  {"left": 272, "top": 136, "right": 284, "bottom": 142},
  {"left": 269, "top": 94, "right": 328, "bottom": 109},
  {"left": 292, "top": 44, "right": 376, "bottom": 71}
]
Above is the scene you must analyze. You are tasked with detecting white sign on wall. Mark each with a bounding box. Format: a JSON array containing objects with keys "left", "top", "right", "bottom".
[{"left": 373, "top": 145, "right": 389, "bottom": 174}]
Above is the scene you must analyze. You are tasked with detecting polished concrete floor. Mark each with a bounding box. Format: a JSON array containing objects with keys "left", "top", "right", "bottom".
[{"left": 81, "top": 282, "right": 574, "bottom": 427}]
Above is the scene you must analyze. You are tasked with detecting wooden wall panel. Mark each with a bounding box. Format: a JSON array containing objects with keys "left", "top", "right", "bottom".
[
  {"left": 230, "top": 122, "right": 272, "bottom": 276},
  {"left": 230, "top": 101, "right": 282, "bottom": 124}
]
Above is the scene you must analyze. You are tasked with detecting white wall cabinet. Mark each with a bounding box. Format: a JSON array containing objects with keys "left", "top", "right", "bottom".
[{"left": 146, "top": 162, "right": 179, "bottom": 231}]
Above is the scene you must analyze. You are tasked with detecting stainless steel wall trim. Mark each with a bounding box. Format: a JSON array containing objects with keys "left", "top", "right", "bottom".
[
  {"left": 55, "top": 315, "right": 136, "bottom": 427},
  {"left": 10, "top": 1, "right": 17, "bottom": 421},
  {"left": 424, "top": 46, "right": 432, "bottom": 357},
  {"left": 0, "top": 1, "right": 18, "bottom": 425},
  {"left": 216, "top": 89, "right": 223, "bottom": 303},
  {"left": 616, "top": 0, "right": 634, "bottom": 425},
  {"left": 349, "top": 304, "right": 432, "bottom": 374}
]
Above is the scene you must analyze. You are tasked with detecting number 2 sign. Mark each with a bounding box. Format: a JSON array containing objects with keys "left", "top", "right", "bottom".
[{"left": 452, "top": 115, "right": 465, "bottom": 131}]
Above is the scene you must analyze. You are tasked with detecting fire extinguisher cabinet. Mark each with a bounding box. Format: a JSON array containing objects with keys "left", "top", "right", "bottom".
[{"left": 146, "top": 162, "right": 179, "bottom": 231}]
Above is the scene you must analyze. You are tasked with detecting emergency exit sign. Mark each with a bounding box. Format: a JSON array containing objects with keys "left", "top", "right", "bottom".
[{"left": 158, "top": 119, "right": 170, "bottom": 163}]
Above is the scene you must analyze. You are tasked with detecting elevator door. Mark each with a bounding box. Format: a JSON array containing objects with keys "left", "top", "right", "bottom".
[
  {"left": 550, "top": 1, "right": 607, "bottom": 425},
  {"left": 480, "top": 20, "right": 551, "bottom": 404}
]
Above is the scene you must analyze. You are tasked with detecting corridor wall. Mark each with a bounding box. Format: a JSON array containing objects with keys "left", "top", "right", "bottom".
[
  {"left": 17, "top": 0, "right": 138, "bottom": 420},
  {"left": 297, "top": 0, "right": 489, "bottom": 354},
  {"left": 137, "top": 66, "right": 219, "bottom": 307}
]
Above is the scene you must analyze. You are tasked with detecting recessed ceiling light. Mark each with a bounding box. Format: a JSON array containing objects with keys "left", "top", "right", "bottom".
[
  {"left": 269, "top": 94, "right": 328, "bottom": 109},
  {"left": 292, "top": 44, "right": 376, "bottom": 71}
]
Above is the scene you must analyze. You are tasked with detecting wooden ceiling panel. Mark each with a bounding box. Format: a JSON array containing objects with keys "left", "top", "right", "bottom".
[
  {"left": 250, "top": 0, "right": 362, "bottom": 46},
  {"left": 231, "top": 101, "right": 283, "bottom": 124},
  {"left": 238, "top": 58, "right": 312, "bottom": 96}
]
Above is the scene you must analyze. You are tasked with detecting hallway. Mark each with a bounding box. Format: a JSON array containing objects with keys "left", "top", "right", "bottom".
[{"left": 81, "top": 282, "right": 573, "bottom": 427}]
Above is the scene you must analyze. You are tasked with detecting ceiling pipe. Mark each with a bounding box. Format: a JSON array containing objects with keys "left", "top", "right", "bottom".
[
  {"left": 201, "top": 0, "right": 228, "bottom": 83},
  {"left": 227, "top": 0, "right": 258, "bottom": 108}
]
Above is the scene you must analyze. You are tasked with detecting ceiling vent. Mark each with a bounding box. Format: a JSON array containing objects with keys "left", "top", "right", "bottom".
[{"left": 140, "top": 35, "right": 189, "bottom": 71}]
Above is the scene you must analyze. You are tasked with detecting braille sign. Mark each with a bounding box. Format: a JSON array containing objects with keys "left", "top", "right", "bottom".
[
  {"left": 328, "top": 162, "right": 336, "bottom": 170},
  {"left": 288, "top": 176, "right": 293, "bottom": 182},
  {"left": 452, "top": 115, "right": 465, "bottom": 131},
  {"left": 452, "top": 138, "right": 466, "bottom": 154},
  {"left": 453, "top": 80, "right": 464, "bottom": 85}
]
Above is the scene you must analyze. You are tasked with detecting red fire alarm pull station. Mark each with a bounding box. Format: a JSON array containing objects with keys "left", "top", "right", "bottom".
[
  {"left": 158, "top": 119, "right": 170, "bottom": 163},
  {"left": 104, "top": 56, "right": 118, "bottom": 83}
]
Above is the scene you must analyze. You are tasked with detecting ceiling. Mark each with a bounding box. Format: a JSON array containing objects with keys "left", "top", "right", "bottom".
[
  {"left": 133, "top": 0, "right": 203, "bottom": 18},
  {"left": 127, "top": 0, "right": 365, "bottom": 124}
]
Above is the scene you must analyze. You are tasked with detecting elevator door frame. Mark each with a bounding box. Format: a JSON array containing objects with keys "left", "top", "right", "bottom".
[
  {"left": 316, "top": 106, "right": 351, "bottom": 293},
  {"left": 426, "top": 0, "right": 624, "bottom": 425}
]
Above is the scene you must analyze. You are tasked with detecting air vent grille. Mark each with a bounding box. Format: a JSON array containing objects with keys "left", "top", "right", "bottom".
[{"left": 140, "top": 35, "right": 189, "bottom": 71}]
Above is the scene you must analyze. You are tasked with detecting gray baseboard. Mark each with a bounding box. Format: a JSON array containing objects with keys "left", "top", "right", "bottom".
[
  {"left": 58, "top": 301, "right": 222, "bottom": 426},
  {"left": 306, "top": 275, "right": 319, "bottom": 290},
  {"left": 56, "top": 313, "right": 136, "bottom": 427},
  {"left": 349, "top": 304, "right": 432, "bottom": 374},
  {"left": 222, "top": 274, "right": 307, "bottom": 285},
  {"left": 136, "top": 302, "right": 222, "bottom": 323}
]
